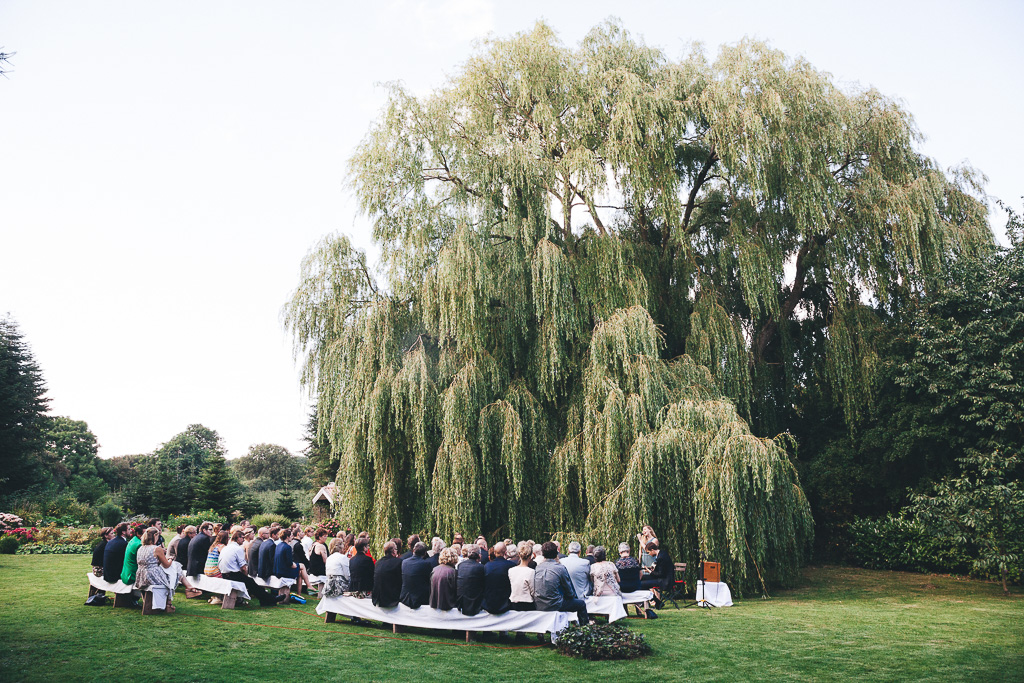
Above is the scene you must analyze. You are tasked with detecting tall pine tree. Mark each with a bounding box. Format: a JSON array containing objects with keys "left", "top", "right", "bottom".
[
  {"left": 193, "top": 453, "right": 236, "bottom": 517},
  {"left": 0, "top": 316, "right": 50, "bottom": 492}
]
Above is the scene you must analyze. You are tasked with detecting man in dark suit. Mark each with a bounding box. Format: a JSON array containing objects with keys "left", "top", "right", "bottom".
[
  {"left": 399, "top": 534, "right": 421, "bottom": 562},
  {"left": 102, "top": 523, "right": 129, "bottom": 584},
  {"left": 273, "top": 528, "right": 299, "bottom": 580},
  {"left": 258, "top": 528, "right": 279, "bottom": 581},
  {"left": 456, "top": 547, "right": 486, "bottom": 615},
  {"left": 640, "top": 540, "right": 674, "bottom": 608},
  {"left": 348, "top": 538, "right": 375, "bottom": 593},
  {"left": 186, "top": 522, "right": 213, "bottom": 577},
  {"left": 400, "top": 542, "right": 432, "bottom": 609},
  {"left": 475, "top": 537, "right": 490, "bottom": 566},
  {"left": 482, "top": 541, "right": 515, "bottom": 614},
  {"left": 248, "top": 527, "right": 267, "bottom": 578},
  {"left": 372, "top": 541, "right": 403, "bottom": 608}
]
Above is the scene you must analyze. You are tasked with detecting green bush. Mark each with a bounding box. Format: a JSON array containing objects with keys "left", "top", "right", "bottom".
[
  {"left": 845, "top": 514, "right": 973, "bottom": 574},
  {"left": 0, "top": 536, "right": 19, "bottom": 554},
  {"left": 96, "top": 502, "right": 122, "bottom": 527},
  {"left": 16, "top": 543, "right": 92, "bottom": 554},
  {"left": 250, "top": 513, "right": 291, "bottom": 529},
  {"left": 556, "top": 623, "right": 652, "bottom": 660},
  {"left": 165, "top": 510, "right": 228, "bottom": 530}
]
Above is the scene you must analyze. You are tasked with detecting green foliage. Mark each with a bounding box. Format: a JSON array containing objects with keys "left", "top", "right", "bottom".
[
  {"left": 234, "top": 490, "right": 264, "bottom": 519},
  {"left": 845, "top": 514, "right": 972, "bottom": 574},
  {"left": 95, "top": 502, "right": 122, "bottom": 527},
  {"left": 193, "top": 452, "right": 237, "bottom": 517},
  {"left": 0, "top": 316, "right": 50, "bottom": 491},
  {"left": 0, "top": 536, "right": 19, "bottom": 554},
  {"left": 556, "top": 623, "right": 652, "bottom": 660},
  {"left": 273, "top": 491, "right": 302, "bottom": 520},
  {"left": 15, "top": 543, "right": 91, "bottom": 555},
  {"left": 42, "top": 416, "right": 104, "bottom": 502},
  {"left": 232, "top": 443, "right": 308, "bottom": 491},
  {"left": 164, "top": 510, "right": 229, "bottom": 530},
  {"left": 251, "top": 513, "right": 292, "bottom": 529}
]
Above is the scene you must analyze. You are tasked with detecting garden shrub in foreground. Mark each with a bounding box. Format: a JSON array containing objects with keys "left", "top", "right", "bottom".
[
  {"left": 556, "top": 623, "right": 652, "bottom": 660},
  {"left": 0, "top": 536, "right": 19, "bottom": 554}
]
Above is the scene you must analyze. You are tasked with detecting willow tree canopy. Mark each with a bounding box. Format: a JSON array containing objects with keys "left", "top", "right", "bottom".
[{"left": 285, "top": 21, "right": 990, "bottom": 590}]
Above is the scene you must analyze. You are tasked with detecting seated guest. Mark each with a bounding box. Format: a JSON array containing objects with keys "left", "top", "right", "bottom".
[
  {"left": 640, "top": 541, "right": 673, "bottom": 606},
  {"left": 341, "top": 533, "right": 355, "bottom": 556},
  {"left": 241, "top": 527, "right": 254, "bottom": 555},
  {"left": 103, "top": 523, "right": 129, "bottom": 584},
  {"left": 301, "top": 526, "right": 315, "bottom": 556},
  {"left": 530, "top": 542, "right": 544, "bottom": 569},
  {"left": 456, "top": 546, "right": 486, "bottom": 615},
  {"left": 585, "top": 545, "right": 596, "bottom": 564},
  {"left": 476, "top": 536, "right": 489, "bottom": 566},
  {"left": 258, "top": 528, "right": 279, "bottom": 581},
  {"left": 347, "top": 531, "right": 375, "bottom": 562},
  {"left": 134, "top": 527, "right": 177, "bottom": 612},
  {"left": 121, "top": 524, "right": 144, "bottom": 585},
  {"left": 91, "top": 527, "right": 112, "bottom": 576},
  {"left": 400, "top": 542, "right": 432, "bottom": 609},
  {"left": 147, "top": 519, "right": 165, "bottom": 547},
  {"left": 615, "top": 542, "right": 642, "bottom": 593},
  {"left": 562, "top": 541, "right": 592, "bottom": 599},
  {"left": 348, "top": 537, "right": 375, "bottom": 593},
  {"left": 218, "top": 528, "right": 286, "bottom": 607},
  {"left": 247, "top": 527, "right": 267, "bottom": 578},
  {"left": 429, "top": 547, "right": 458, "bottom": 610},
  {"left": 322, "top": 540, "right": 351, "bottom": 597},
  {"left": 273, "top": 528, "right": 299, "bottom": 584},
  {"left": 534, "top": 541, "right": 590, "bottom": 626},
  {"left": 452, "top": 533, "right": 465, "bottom": 547},
  {"left": 372, "top": 541, "right": 403, "bottom": 608},
  {"left": 307, "top": 529, "right": 329, "bottom": 581},
  {"left": 174, "top": 526, "right": 195, "bottom": 572},
  {"left": 590, "top": 546, "right": 621, "bottom": 596},
  {"left": 186, "top": 522, "right": 214, "bottom": 577},
  {"left": 166, "top": 524, "right": 186, "bottom": 562},
  {"left": 205, "top": 530, "right": 229, "bottom": 579},
  {"left": 451, "top": 544, "right": 464, "bottom": 566},
  {"left": 427, "top": 537, "right": 445, "bottom": 566},
  {"left": 289, "top": 530, "right": 314, "bottom": 594},
  {"left": 483, "top": 541, "right": 515, "bottom": 614},
  {"left": 400, "top": 534, "right": 421, "bottom": 562},
  {"left": 508, "top": 543, "right": 536, "bottom": 611}
]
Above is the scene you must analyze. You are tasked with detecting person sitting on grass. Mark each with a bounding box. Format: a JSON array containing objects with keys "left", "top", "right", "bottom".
[
  {"left": 133, "top": 527, "right": 176, "bottom": 613},
  {"left": 534, "top": 541, "right": 591, "bottom": 626},
  {"left": 372, "top": 540, "right": 403, "bottom": 608},
  {"left": 121, "top": 524, "right": 145, "bottom": 586},
  {"left": 429, "top": 547, "right": 458, "bottom": 610},
  {"left": 321, "top": 539, "right": 350, "bottom": 598},
  {"left": 348, "top": 537, "right": 375, "bottom": 594},
  {"left": 218, "top": 528, "right": 287, "bottom": 607}
]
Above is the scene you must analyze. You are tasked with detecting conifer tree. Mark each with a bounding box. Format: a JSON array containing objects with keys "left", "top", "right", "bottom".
[
  {"left": 274, "top": 490, "right": 302, "bottom": 521},
  {"left": 193, "top": 453, "right": 236, "bottom": 517},
  {"left": 0, "top": 316, "right": 50, "bottom": 491},
  {"left": 285, "top": 22, "right": 991, "bottom": 589}
]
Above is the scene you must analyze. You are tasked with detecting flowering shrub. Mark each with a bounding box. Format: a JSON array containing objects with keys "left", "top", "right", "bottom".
[
  {"left": 165, "top": 510, "right": 228, "bottom": 530},
  {"left": 317, "top": 518, "right": 344, "bottom": 537},
  {"left": 1, "top": 527, "right": 38, "bottom": 543},
  {"left": 0, "top": 513, "right": 25, "bottom": 530}
]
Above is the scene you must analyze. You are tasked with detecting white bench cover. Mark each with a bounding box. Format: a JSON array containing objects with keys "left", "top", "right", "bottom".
[
  {"left": 585, "top": 590, "right": 654, "bottom": 622},
  {"left": 187, "top": 574, "right": 251, "bottom": 601},
  {"left": 253, "top": 576, "right": 296, "bottom": 589},
  {"left": 315, "top": 595, "right": 577, "bottom": 643},
  {"left": 86, "top": 573, "right": 134, "bottom": 594}
]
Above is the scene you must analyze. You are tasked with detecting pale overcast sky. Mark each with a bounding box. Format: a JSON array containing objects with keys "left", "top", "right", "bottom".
[{"left": 2, "top": 1, "right": 1021, "bottom": 461}]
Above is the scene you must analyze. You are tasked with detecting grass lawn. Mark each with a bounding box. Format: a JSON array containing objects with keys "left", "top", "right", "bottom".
[{"left": 0, "top": 555, "right": 1020, "bottom": 682}]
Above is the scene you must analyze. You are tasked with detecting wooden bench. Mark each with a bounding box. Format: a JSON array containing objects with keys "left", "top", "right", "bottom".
[
  {"left": 183, "top": 574, "right": 251, "bottom": 609},
  {"left": 86, "top": 573, "right": 136, "bottom": 608}
]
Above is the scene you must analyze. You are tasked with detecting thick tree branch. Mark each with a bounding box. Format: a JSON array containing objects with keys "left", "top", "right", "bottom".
[{"left": 682, "top": 148, "right": 719, "bottom": 237}]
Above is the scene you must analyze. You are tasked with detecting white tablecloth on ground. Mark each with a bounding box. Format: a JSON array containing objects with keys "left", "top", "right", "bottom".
[
  {"left": 187, "top": 574, "right": 251, "bottom": 601},
  {"left": 86, "top": 573, "right": 134, "bottom": 594},
  {"left": 696, "top": 580, "right": 732, "bottom": 607},
  {"left": 316, "top": 595, "right": 577, "bottom": 642}
]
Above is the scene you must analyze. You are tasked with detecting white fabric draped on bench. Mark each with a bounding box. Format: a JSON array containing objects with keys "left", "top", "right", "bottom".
[
  {"left": 316, "top": 595, "right": 577, "bottom": 642},
  {"left": 585, "top": 589, "right": 654, "bottom": 622}
]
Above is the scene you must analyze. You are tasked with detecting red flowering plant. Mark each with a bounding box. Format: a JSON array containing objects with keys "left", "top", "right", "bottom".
[
  {"left": 317, "top": 518, "right": 343, "bottom": 537},
  {"left": 1, "top": 527, "right": 38, "bottom": 544}
]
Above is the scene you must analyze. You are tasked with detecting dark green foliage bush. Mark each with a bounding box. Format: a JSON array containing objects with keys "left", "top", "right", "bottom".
[
  {"left": 96, "top": 502, "right": 122, "bottom": 527},
  {"left": 845, "top": 514, "right": 972, "bottom": 574},
  {"left": 164, "top": 510, "right": 228, "bottom": 530},
  {"left": 0, "top": 536, "right": 19, "bottom": 554},
  {"left": 16, "top": 543, "right": 91, "bottom": 554},
  {"left": 556, "top": 623, "right": 652, "bottom": 660},
  {"left": 250, "top": 513, "right": 291, "bottom": 529},
  {"left": 274, "top": 491, "right": 301, "bottom": 520}
]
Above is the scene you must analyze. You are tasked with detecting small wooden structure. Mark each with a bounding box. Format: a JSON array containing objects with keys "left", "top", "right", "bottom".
[{"left": 311, "top": 482, "right": 337, "bottom": 522}]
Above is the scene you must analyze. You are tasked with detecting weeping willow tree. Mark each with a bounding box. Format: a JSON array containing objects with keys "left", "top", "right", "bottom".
[{"left": 284, "top": 21, "right": 991, "bottom": 590}]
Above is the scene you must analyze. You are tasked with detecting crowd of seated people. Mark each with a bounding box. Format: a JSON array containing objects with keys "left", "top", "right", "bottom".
[{"left": 93, "top": 517, "right": 673, "bottom": 619}]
